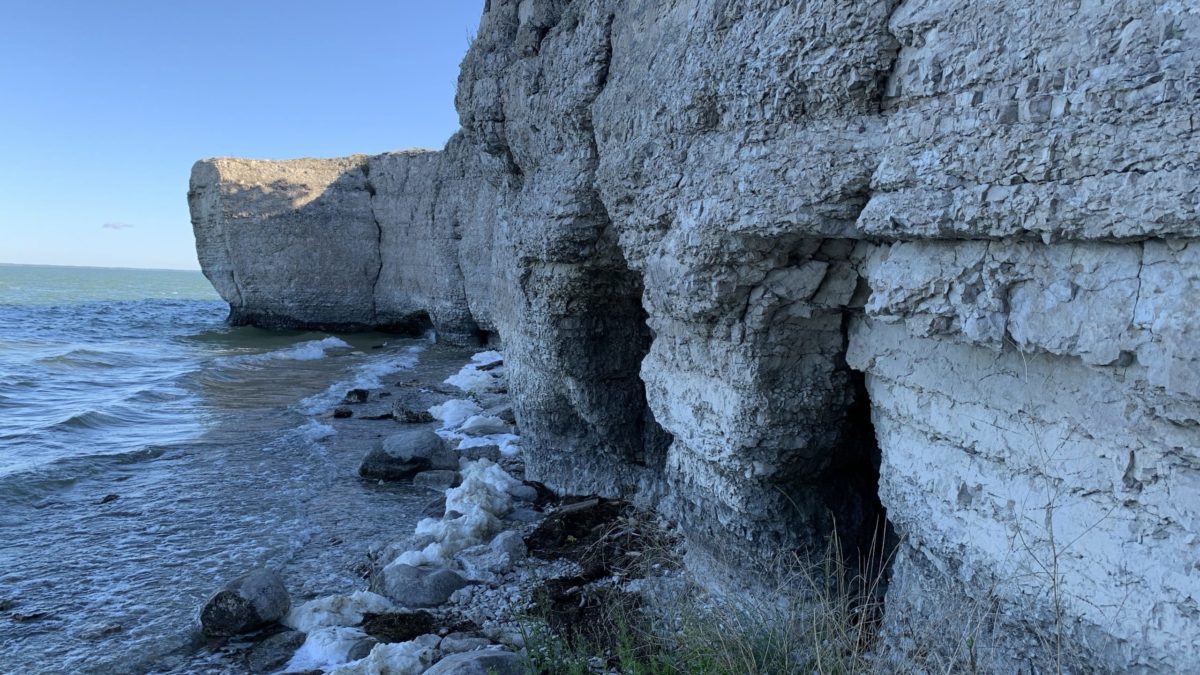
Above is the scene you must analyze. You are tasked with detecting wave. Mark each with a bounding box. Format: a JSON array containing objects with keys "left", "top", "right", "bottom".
[
  {"left": 0, "top": 445, "right": 168, "bottom": 508},
  {"left": 295, "top": 346, "right": 423, "bottom": 415},
  {"left": 224, "top": 336, "right": 354, "bottom": 365}
]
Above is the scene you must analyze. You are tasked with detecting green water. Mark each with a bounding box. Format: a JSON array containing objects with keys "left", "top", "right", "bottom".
[{"left": 0, "top": 263, "right": 219, "bottom": 305}]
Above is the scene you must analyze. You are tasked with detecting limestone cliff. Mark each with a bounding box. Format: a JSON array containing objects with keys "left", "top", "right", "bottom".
[{"left": 190, "top": 0, "right": 1199, "bottom": 670}]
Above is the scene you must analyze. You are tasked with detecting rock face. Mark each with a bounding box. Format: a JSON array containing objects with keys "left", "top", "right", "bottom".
[{"left": 190, "top": 0, "right": 1199, "bottom": 670}]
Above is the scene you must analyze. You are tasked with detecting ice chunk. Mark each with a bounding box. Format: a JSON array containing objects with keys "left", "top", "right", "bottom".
[
  {"left": 470, "top": 350, "right": 504, "bottom": 365},
  {"left": 458, "top": 415, "right": 509, "bottom": 436},
  {"left": 389, "top": 460, "right": 521, "bottom": 567},
  {"left": 285, "top": 626, "right": 368, "bottom": 672},
  {"left": 429, "top": 399, "right": 483, "bottom": 430},
  {"left": 282, "top": 591, "right": 396, "bottom": 633},
  {"left": 328, "top": 640, "right": 434, "bottom": 675}
]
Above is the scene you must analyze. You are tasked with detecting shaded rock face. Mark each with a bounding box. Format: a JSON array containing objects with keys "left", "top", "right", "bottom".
[{"left": 190, "top": 0, "right": 1200, "bottom": 670}]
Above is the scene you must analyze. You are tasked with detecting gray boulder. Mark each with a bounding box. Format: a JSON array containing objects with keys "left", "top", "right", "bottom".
[
  {"left": 359, "top": 428, "right": 455, "bottom": 480},
  {"left": 379, "top": 564, "right": 468, "bottom": 608},
  {"left": 199, "top": 568, "right": 289, "bottom": 637},
  {"left": 459, "top": 444, "right": 501, "bottom": 463},
  {"left": 383, "top": 429, "right": 458, "bottom": 469},
  {"left": 424, "top": 650, "right": 524, "bottom": 675},
  {"left": 439, "top": 633, "right": 491, "bottom": 655}
]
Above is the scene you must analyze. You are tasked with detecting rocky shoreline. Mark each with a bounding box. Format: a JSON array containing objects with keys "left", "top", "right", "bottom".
[{"left": 191, "top": 347, "right": 681, "bottom": 675}]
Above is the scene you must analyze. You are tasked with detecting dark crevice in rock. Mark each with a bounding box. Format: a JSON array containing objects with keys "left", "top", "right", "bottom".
[{"left": 363, "top": 159, "right": 385, "bottom": 324}]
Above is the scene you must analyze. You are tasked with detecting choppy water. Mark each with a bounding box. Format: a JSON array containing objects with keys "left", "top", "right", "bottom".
[{"left": 0, "top": 264, "right": 432, "bottom": 674}]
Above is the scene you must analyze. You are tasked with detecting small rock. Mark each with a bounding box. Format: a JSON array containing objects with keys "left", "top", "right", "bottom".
[
  {"left": 439, "top": 634, "right": 491, "bottom": 654},
  {"left": 412, "top": 633, "right": 443, "bottom": 649},
  {"left": 11, "top": 611, "right": 52, "bottom": 623},
  {"left": 379, "top": 564, "right": 468, "bottom": 608},
  {"left": 423, "top": 649, "right": 524, "bottom": 675},
  {"left": 490, "top": 531, "right": 527, "bottom": 561},
  {"left": 343, "top": 388, "right": 370, "bottom": 404},
  {"left": 459, "top": 445, "right": 501, "bottom": 462},
  {"left": 333, "top": 407, "right": 353, "bottom": 419},
  {"left": 378, "top": 391, "right": 393, "bottom": 398},
  {"left": 413, "top": 470, "right": 462, "bottom": 491},
  {"left": 347, "top": 637, "right": 379, "bottom": 661},
  {"left": 507, "top": 485, "right": 538, "bottom": 503},
  {"left": 394, "top": 405, "right": 436, "bottom": 424},
  {"left": 199, "top": 568, "right": 290, "bottom": 637},
  {"left": 0, "top": 598, "right": 14, "bottom": 612},
  {"left": 244, "top": 629, "right": 306, "bottom": 673},
  {"left": 98, "top": 494, "right": 119, "bottom": 505}
]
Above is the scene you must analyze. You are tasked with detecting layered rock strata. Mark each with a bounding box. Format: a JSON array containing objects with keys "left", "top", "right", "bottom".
[{"left": 190, "top": 0, "right": 1199, "bottom": 670}]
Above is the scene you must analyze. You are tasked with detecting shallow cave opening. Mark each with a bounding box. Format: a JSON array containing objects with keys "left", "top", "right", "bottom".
[
  {"left": 817, "top": 369, "right": 897, "bottom": 589},
  {"left": 375, "top": 310, "right": 434, "bottom": 336}
]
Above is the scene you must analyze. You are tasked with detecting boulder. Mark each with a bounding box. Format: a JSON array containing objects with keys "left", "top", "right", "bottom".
[
  {"left": 379, "top": 564, "right": 468, "bottom": 608},
  {"left": 459, "top": 444, "right": 501, "bottom": 463},
  {"left": 439, "top": 633, "right": 491, "bottom": 654},
  {"left": 423, "top": 650, "right": 524, "bottom": 675},
  {"left": 343, "top": 388, "right": 369, "bottom": 404},
  {"left": 199, "top": 568, "right": 290, "bottom": 637},
  {"left": 360, "top": 428, "right": 454, "bottom": 480}
]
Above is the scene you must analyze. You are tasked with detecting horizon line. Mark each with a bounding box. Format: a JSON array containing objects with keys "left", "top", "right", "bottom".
[{"left": 0, "top": 260, "right": 203, "bottom": 273}]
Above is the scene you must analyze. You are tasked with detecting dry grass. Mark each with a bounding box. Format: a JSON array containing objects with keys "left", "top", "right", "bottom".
[{"left": 519, "top": 528, "right": 897, "bottom": 675}]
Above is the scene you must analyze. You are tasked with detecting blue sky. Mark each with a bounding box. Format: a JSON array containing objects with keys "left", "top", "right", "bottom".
[{"left": 0, "top": 2, "right": 482, "bottom": 270}]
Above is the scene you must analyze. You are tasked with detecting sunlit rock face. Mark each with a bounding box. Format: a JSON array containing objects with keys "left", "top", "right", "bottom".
[{"left": 191, "top": 1, "right": 1200, "bottom": 670}]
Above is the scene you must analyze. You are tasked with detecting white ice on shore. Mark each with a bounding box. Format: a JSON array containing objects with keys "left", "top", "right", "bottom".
[
  {"left": 457, "top": 414, "right": 509, "bottom": 436},
  {"left": 470, "top": 350, "right": 504, "bottom": 365},
  {"left": 393, "top": 459, "right": 522, "bottom": 568},
  {"left": 443, "top": 350, "right": 505, "bottom": 394},
  {"left": 429, "top": 399, "right": 483, "bottom": 429},
  {"left": 282, "top": 590, "right": 396, "bottom": 633},
  {"left": 457, "top": 433, "right": 522, "bottom": 457},
  {"left": 284, "top": 626, "right": 369, "bottom": 672},
  {"left": 328, "top": 641, "right": 434, "bottom": 675}
]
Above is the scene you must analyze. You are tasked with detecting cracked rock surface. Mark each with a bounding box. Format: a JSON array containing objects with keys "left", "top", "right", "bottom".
[{"left": 190, "top": 1, "right": 1200, "bottom": 670}]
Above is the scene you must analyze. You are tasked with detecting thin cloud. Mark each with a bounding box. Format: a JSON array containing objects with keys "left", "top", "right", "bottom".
[{"left": 102, "top": 222, "right": 134, "bottom": 230}]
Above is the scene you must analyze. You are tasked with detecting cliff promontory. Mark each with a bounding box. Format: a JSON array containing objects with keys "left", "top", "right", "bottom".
[{"left": 190, "top": 1, "right": 1199, "bottom": 671}]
